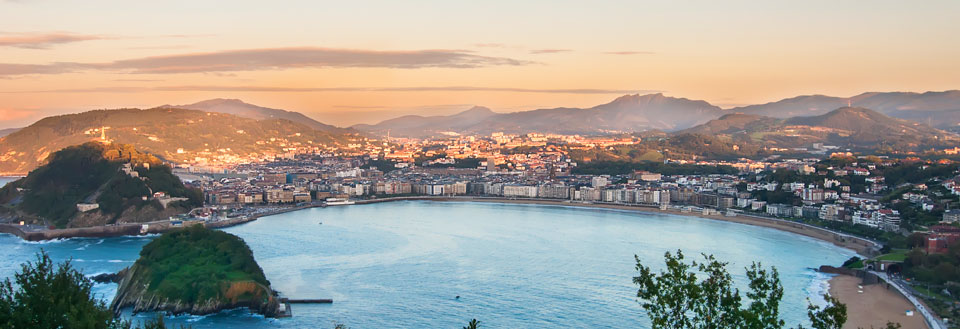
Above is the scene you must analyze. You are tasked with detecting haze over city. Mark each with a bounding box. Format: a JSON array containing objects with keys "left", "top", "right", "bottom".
[{"left": 2, "top": 0, "right": 959, "bottom": 128}]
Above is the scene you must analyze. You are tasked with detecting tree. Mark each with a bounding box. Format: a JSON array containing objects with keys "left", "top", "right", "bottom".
[
  {"left": 0, "top": 251, "right": 184, "bottom": 329},
  {"left": 633, "top": 250, "right": 847, "bottom": 329},
  {"left": 463, "top": 318, "right": 480, "bottom": 329},
  {"left": 0, "top": 251, "right": 118, "bottom": 329}
]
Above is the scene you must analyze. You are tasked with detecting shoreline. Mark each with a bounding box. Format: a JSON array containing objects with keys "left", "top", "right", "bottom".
[
  {"left": 0, "top": 205, "right": 311, "bottom": 242},
  {"left": 354, "top": 196, "right": 880, "bottom": 256},
  {"left": 0, "top": 196, "right": 880, "bottom": 257},
  {"left": 828, "top": 274, "right": 929, "bottom": 329}
]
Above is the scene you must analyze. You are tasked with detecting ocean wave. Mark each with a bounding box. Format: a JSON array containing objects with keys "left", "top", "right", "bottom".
[
  {"left": 806, "top": 271, "right": 836, "bottom": 308},
  {"left": 18, "top": 238, "right": 66, "bottom": 245}
]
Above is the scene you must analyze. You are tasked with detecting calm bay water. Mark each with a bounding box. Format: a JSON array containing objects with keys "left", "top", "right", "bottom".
[
  {"left": 0, "top": 176, "right": 17, "bottom": 188},
  {"left": 0, "top": 201, "right": 854, "bottom": 328}
]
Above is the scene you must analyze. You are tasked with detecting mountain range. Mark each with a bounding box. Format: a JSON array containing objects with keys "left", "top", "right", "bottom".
[
  {"left": 353, "top": 93, "right": 723, "bottom": 136},
  {"left": 1, "top": 90, "right": 959, "bottom": 174},
  {"left": 353, "top": 90, "right": 960, "bottom": 137},
  {"left": 0, "top": 107, "right": 351, "bottom": 174}
]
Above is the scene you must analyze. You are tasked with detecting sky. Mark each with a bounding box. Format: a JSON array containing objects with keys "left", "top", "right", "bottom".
[{"left": 1, "top": 0, "right": 959, "bottom": 128}]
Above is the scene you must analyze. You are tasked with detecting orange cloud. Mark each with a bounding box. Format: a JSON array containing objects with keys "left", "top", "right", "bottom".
[
  {"left": 0, "top": 47, "right": 536, "bottom": 76},
  {"left": 5, "top": 85, "right": 653, "bottom": 95},
  {"left": 529, "top": 49, "right": 571, "bottom": 54},
  {"left": 0, "top": 32, "right": 103, "bottom": 49},
  {"left": 603, "top": 51, "right": 655, "bottom": 55}
]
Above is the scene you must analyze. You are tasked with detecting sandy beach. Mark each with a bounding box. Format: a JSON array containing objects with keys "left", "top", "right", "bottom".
[{"left": 829, "top": 274, "right": 928, "bottom": 329}]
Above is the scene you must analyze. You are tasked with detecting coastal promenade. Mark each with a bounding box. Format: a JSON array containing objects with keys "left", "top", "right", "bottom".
[
  {"left": 874, "top": 271, "right": 946, "bottom": 329},
  {"left": 0, "top": 204, "right": 312, "bottom": 241}
]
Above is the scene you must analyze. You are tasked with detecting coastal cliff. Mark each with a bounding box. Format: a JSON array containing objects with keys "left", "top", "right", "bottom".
[{"left": 110, "top": 225, "right": 280, "bottom": 317}]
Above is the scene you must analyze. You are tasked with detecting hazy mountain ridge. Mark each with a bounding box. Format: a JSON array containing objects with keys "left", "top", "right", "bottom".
[
  {"left": 167, "top": 98, "right": 350, "bottom": 133},
  {"left": 731, "top": 90, "right": 960, "bottom": 128},
  {"left": 678, "top": 107, "right": 953, "bottom": 150},
  {"left": 0, "top": 107, "right": 349, "bottom": 174},
  {"left": 355, "top": 90, "right": 960, "bottom": 137},
  {"left": 0, "top": 128, "right": 21, "bottom": 138},
  {"left": 354, "top": 93, "right": 723, "bottom": 137}
]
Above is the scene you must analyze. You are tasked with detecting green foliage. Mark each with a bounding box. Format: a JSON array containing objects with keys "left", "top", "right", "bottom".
[
  {"left": 880, "top": 163, "right": 956, "bottom": 187},
  {"left": 573, "top": 161, "right": 738, "bottom": 176},
  {"left": 753, "top": 190, "right": 801, "bottom": 206},
  {"left": 1, "top": 143, "right": 122, "bottom": 227},
  {"left": 366, "top": 159, "right": 399, "bottom": 173},
  {"left": 0, "top": 251, "right": 189, "bottom": 329},
  {"left": 463, "top": 318, "right": 480, "bottom": 329},
  {"left": 805, "top": 294, "right": 846, "bottom": 329},
  {"left": 633, "top": 250, "right": 848, "bottom": 329},
  {"left": 841, "top": 257, "right": 863, "bottom": 269},
  {"left": 134, "top": 225, "right": 269, "bottom": 304},
  {"left": 0, "top": 142, "right": 200, "bottom": 227},
  {"left": 0, "top": 251, "right": 118, "bottom": 329}
]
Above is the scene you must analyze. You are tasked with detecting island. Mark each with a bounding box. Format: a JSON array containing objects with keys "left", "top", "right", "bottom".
[{"left": 110, "top": 224, "right": 281, "bottom": 317}]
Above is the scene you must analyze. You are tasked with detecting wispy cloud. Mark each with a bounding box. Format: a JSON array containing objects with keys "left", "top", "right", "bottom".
[
  {"left": 332, "top": 105, "right": 389, "bottom": 109},
  {"left": 0, "top": 47, "right": 535, "bottom": 76},
  {"left": 604, "top": 51, "right": 655, "bottom": 55},
  {"left": 0, "top": 32, "right": 104, "bottom": 49},
  {"left": 126, "top": 45, "right": 192, "bottom": 50},
  {"left": 529, "top": 49, "right": 571, "bottom": 54},
  {"left": 474, "top": 43, "right": 506, "bottom": 48},
  {"left": 4, "top": 85, "right": 653, "bottom": 95}
]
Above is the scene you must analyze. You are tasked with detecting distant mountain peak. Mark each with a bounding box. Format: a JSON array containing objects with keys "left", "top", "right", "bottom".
[
  {"left": 459, "top": 106, "right": 494, "bottom": 115},
  {"left": 168, "top": 99, "right": 346, "bottom": 133},
  {"left": 607, "top": 93, "right": 666, "bottom": 104},
  {"left": 191, "top": 98, "right": 248, "bottom": 106}
]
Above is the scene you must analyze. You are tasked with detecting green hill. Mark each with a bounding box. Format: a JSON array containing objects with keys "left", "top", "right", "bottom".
[
  {"left": 0, "top": 107, "right": 353, "bottom": 174},
  {"left": 111, "top": 225, "right": 280, "bottom": 317},
  {"left": 0, "top": 142, "right": 202, "bottom": 228}
]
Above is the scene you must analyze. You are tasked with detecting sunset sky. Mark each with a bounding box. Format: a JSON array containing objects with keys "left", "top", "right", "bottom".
[{"left": 2, "top": 0, "right": 959, "bottom": 129}]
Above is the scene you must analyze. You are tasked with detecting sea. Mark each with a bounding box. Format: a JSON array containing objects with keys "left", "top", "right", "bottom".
[{"left": 0, "top": 195, "right": 854, "bottom": 328}]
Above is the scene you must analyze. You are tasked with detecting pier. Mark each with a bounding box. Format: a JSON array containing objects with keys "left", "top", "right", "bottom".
[
  {"left": 285, "top": 298, "right": 334, "bottom": 304},
  {"left": 276, "top": 297, "right": 333, "bottom": 318}
]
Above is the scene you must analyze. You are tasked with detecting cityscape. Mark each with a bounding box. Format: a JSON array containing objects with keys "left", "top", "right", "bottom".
[{"left": 2, "top": 1, "right": 960, "bottom": 329}]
